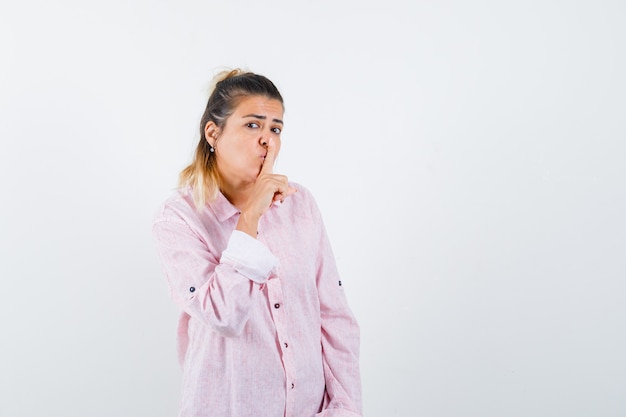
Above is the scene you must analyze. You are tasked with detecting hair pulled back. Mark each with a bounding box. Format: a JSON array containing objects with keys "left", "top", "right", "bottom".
[{"left": 179, "top": 69, "right": 284, "bottom": 209}]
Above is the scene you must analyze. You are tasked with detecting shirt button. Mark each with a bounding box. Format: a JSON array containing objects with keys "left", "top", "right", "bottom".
[
  {"left": 284, "top": 342, "right": 288, "bottom": 348},
  {"left": 291, "top": 383, "right": 295, "bottom": 389},
  {"left": 189, "top": 287, "right": 196, "bottom": 293},
  {"left": 274, "top": 303, "right": 280, "bottom": 309}
]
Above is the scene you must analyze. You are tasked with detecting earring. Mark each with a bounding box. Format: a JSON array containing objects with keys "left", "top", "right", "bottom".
[{"left": 210, "top": 135, "right": 217, "bottom": 153}]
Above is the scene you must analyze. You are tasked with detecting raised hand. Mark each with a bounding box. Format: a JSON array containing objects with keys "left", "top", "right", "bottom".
[{"left": 236, "top": 138, "right": 297, "bottom": 237}]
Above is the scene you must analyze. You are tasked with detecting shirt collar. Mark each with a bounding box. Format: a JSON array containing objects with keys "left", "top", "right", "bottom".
[{"left": 208, "top": 190, "right": 240, "bottom": 223}]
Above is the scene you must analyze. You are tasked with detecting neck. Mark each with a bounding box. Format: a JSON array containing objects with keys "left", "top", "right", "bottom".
[{"left": 219, "top": 180, "right": 253, "bottom": 210}]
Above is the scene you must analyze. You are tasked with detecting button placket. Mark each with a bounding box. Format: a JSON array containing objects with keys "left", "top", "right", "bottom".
[{"left": 266, "top": 277, "right": 297, "bottom": 406}]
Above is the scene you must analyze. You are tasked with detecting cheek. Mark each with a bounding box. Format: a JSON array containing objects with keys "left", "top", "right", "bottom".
[{"left": 217, "top": 142, "right": 239, "bottom": 165}]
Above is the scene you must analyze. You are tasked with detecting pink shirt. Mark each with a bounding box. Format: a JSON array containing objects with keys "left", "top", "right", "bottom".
[{"left": 152, "top": 183, "right": 362, "bottom": 417}]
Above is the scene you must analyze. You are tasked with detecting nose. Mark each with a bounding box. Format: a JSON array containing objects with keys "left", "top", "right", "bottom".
[
  {"left": 260, "top": 133, "right": 272, "bottom": 147},
  {"left": 260, "top": 128, "right": 278, "bottom": 147}
]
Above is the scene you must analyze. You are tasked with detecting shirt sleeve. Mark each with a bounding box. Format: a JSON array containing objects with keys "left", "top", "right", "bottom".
[
  {"left": 308, "top": 194, "right": 363, "bottom": 417},
  {"left": 152, "top": 208, "right": 278, "bottom": 338}
]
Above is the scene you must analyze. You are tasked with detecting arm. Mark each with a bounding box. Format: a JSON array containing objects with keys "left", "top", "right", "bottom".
[
  {"left": 152, "top": 210, "right": 277, "bottom": 337},
  {"left": 310, "top": 196, "right": 363, "bottom": 417},
  {"left": 152, "top": 139, "right": 293, "bottom": 337}
]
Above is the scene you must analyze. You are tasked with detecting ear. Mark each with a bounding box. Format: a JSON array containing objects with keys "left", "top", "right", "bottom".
[{"left": 204, "top": 121, "right": 219, "bottom": 145}]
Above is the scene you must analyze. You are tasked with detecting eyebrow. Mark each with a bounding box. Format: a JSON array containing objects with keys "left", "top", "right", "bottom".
[{"left": 242, "top": 114, "right": 283, "bottom": 124}]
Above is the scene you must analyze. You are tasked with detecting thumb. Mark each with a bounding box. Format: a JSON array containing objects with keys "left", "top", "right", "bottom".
[{"left": 261, "top": 137, "right": 277, "bottom": 174}]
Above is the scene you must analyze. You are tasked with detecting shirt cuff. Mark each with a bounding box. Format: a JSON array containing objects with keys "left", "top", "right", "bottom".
[{"left": 220, "top": 230, "right": 278, "bottom": 284}]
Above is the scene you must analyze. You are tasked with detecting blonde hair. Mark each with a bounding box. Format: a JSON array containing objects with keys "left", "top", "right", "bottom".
[{"left": 178, "top": 69, "right": 284, "bottom": 209}]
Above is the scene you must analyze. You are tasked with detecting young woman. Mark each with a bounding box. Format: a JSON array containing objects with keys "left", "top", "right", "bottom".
[{"left": 152, "top": 69, "right": 362, "bottom": 417}]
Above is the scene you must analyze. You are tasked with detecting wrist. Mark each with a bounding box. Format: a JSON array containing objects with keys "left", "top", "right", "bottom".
[{"left": 236, "top": 211, "right": 261, "bottom": 238}]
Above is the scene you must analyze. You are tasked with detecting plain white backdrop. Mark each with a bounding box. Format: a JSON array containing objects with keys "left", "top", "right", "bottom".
[{"left": 1, "top": 1, "right": 625, "bottom": 416}]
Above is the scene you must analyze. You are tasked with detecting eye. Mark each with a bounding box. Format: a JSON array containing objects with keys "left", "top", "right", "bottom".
[
  {"left": 246, "top": 122, "right": 260, "bottom": 129},
  {"left": 271, "top": 127, "right": 282, "bottom": 134}
]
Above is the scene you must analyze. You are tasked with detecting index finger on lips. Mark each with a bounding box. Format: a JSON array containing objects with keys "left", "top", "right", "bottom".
[{"left": 261, "top": 137, "right": 277, "bottom": 175}]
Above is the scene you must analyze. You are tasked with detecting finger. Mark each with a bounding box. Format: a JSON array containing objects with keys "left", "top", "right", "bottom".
[
  {"left": 260, "top": 137, "right": 277, "bottom": 175},
  {"left": 272, "top": 178, "right": 296, "bottom": 197},
  {"left": 285, "top": 185, "right": 298, "bottom": 196},
  {"left": 271, "top": 185, "right": 298, "bottom": 205}
]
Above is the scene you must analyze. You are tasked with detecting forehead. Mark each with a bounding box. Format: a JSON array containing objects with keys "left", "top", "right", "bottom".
[{"left": 233, "top": 95, "right": 284, "bottom": 118}]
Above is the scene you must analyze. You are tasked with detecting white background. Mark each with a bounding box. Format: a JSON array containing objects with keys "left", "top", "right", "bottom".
[{"left": 1, "top": 1, "right": 625, "bottom": 416}]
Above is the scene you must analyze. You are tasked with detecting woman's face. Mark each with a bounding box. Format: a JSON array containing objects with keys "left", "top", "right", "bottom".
[{"left": 211, "top": 95, "right": 284, "bottom": 187}]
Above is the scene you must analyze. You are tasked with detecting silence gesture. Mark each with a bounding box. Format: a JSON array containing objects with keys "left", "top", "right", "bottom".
[{"left": 237, "top": 137, "right": 297, "bottom": 237}]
